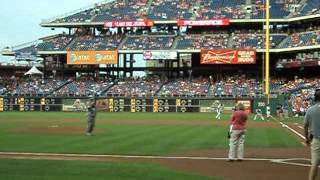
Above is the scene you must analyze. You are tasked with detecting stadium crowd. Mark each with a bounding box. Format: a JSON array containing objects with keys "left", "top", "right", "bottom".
[
  {"left": 177, "top": 34, "right": 229, "bottom": 49},
  {"left": 70, "top": 34, "right": 123, "bottom": 51},
  {"left": 1, "top": 76, "right": 320, "bottom": 97},
  {"left": 53, "top": 0, "right": 149, "bottom": 23},
  {"left": 279, "top": 27, "right": 320, "bottom": 48},
  {"left": 47, "top": 0, "right": 319, "bottom": 23},
  {"left": 121, "top": 35, "right": 175, "bottom": 50},
  {"left": 106, "top": 76, "right": 163, "bottom": 96},
  {"left": 2, "top": 74, "right": 320, "bottom": 115},
  {"left": 158, "top": 78, "right": 210, "bottom": 96},
  {"left": 212, "top": 75, "right": 263, "bottom": 97}
]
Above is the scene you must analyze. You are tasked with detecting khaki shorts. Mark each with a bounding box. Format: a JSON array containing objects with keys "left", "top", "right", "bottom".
[{"left": 311, "top": 138, "right": 320, "bottom": 166}]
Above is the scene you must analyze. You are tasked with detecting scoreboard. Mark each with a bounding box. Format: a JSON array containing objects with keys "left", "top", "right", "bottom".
[
  {"left": 107, "top": 97, "right": 200, "bottom": 113},
  {"left": 0, "top": 97, "right": 62, "bottom": 112},
  {"left": 0, "top": 97, "right": 200, "bottom": 112}
]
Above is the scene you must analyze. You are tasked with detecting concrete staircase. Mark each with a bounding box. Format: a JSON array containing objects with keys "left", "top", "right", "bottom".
[
  {"left": 227, "top": 35, "right": 235, "bottom": 49},
  {"left": 245, "top": 0, "right": 253, "bottom": 19},
  {"left": 118, "top": 35, "right": 129, "bottom": 49},
  {"left": 171, "top": 36, "right": 181, "bottom": 50},
  {"left": 276, "top": 36, "right": 290, "bottom": 49},
  {"left": 288, "top": 0, "right": 308, "bottom": 18}
]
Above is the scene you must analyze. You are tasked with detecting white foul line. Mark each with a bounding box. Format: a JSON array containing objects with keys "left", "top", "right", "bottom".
[
  {"left": 271, "top": 116, "right": 306, "bottom": 140},
  {"left": 0, "top": 152, "right": 312, "bottom": 167},
  {"left": 0, "top": 152, "right": 271, "bottom": 161}
]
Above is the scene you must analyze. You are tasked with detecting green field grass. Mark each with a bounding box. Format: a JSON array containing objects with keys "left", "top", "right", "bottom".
[
  {"left": 0, "top": 112, "right": 302, "bottom": 155},
  {"left": 0, "top": 159, "right": 220, "bottom": 180},
  {"left": 0, "top": 111, "right": 228, "bottom": 120},
  {"left": 0, "top": 112, "right": 304, "bottom": 180}
]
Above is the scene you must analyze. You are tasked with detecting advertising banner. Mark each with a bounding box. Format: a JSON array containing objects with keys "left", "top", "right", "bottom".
[
  {"left": 143, "top": 51, "right": 177, "bottom": 60},
  {"left": 236, "top": 100, "right": 252, "bottom": 113},
  {"left": 67, "top": 51, "right": 118, "bottom": 65},
  {"left": 200, "top": 49, "right": 256, "bottom": 64},
  {"left": 177, "top": 19, "right": 230, "bottom": 26},
  {"left": 15, "top": 51, "right": 37, "bottom": 61},
  {"left": 104, "top": 20, "right": 154, "bottom": 28},
  {"left": 277, "top": 60, "right": 319, "bottom": 69}
]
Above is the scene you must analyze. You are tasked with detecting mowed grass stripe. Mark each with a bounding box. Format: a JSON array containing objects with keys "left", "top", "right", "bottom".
[
  {"left": 0, "top": 159, "right": 221, "bottom": 180},
  {"left": 0, "top": 112, "right": 222, "bottom": 121},
  {"left": 0, "top": 112, "right": 303, "bottom": 155},
  {"left": 67, "top": 125, "right": 171, "bottom": 154},
  {"left": 143, "top": 126, "right": 227, "bottom": 154},
  {"left": 246, "top": 128, "right": 301, "bottom": 148},
  {"left": 114, "top": 125, "right": 194, "bottom": 155}
]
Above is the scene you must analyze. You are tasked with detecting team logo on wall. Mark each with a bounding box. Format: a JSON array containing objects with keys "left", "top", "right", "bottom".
[
  {"left": 70, "top": 54, "right": 77, "bottom": 62},
  {"left": 143, "top": 51, "right": 177, "bottom": 60},
  {"left": 95, "top": 54, "right": 102, "bottom": 62}
]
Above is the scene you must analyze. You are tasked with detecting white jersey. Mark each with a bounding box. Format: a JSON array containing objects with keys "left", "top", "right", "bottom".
[
  {"left": 254, "top": 108, "right": 264, "bottom": 121},
  {"left": 256, "top": 109, "right": 262, "bottom": 115},
  {"left": 266, "top": 106, "right": 271, "bottom": 117}
]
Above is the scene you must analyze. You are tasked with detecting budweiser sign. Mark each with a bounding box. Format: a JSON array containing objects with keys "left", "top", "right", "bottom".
[
  {"left": 200, "top": 49, "right": 256, "bottom": 64},
  {"left": 177, "top": 19, "right": 230, "bottom": 26},
  {"left": 104, "top": 20, "right": 154, "bottom": 28}
]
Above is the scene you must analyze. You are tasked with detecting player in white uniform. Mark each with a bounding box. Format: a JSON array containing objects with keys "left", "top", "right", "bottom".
[
  {"left": 253, "top": 108, "right": 264, "bottom": 121},
  {"left": 266, "top": 105, "right": 271, "bottom": 120},
  {"left": 216, "top": 103, "right": 224, "bottom": 120}
]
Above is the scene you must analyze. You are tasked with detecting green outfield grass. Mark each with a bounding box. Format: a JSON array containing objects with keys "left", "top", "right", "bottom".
[
  {"left": 0, "top": 112, "right": 302, "bottom": 155},
  {"left": 0, "top": 112, "right": 303, "bottom": 180},
  {"left": 280, "top": 117, "right": 304, "bottom": 125},
  {"left": 0, "top": 159, "right": 220, "bottom": 180},
  {"left": 0, "top": 111, "right": 228, "bottom": 120}
]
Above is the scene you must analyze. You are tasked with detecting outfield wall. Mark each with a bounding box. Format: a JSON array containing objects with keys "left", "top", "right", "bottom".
[{"left": 0, "top": 96, "right": 282, "bottom": 114}]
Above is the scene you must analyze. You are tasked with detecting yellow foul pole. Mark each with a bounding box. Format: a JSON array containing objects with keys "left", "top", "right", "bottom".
[{"left": 265, "top": 0, "right": 270, "bottom": 103}]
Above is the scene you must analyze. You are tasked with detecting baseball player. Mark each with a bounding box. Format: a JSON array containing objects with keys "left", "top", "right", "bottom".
[
  {"left": 86, "top": 98, "right": 96, "bottom": 136},
  {"left": 253, "top": 108, "right": 264, "bottom": 121},
  {"left": 266, "top": 105, "right": 271, "bottom": 120},
  {"left": 216, "top": 103, "right": 224, "bottom": 120}
]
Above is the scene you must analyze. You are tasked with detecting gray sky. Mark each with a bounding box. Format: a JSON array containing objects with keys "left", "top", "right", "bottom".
[{"left": 0, "top": 0, "right": 96, "bottom": 62}]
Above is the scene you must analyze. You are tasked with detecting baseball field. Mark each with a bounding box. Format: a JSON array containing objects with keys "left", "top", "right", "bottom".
[{"left": 0, "top": 112, "right": 310, "bottom": 180}]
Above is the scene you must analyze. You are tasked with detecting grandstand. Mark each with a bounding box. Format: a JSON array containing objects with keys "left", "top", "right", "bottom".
[{"left": 1, "top": 0, "right": 320, "bottom": 114}]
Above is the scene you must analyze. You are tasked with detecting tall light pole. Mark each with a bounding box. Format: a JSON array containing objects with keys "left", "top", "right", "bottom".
[{"left": 265, "top": 0, "right": 270, "bottom": 103}]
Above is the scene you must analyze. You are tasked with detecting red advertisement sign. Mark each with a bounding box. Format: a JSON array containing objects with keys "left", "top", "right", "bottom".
[
  {"left": 177, "top": 19, "right": 230, "bottom": 26},
  {"left": 236, "top": 100, "right": 252, "bottom": 113},
  {"left": 104, "top": 20, "right": 154, "bottom": 28},
  {"left": 200, "top": 49, "right": 256, "bottom": 64}
]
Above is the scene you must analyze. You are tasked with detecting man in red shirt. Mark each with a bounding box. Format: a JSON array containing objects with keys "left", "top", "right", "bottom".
[{"left": 228, "top": 103, "right": 248, "bottom": 161}]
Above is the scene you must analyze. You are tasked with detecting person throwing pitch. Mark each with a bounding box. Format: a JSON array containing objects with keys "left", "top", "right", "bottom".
[
  {"left": 228, "top": 103, "right": 248, "bottom": 161},
  {"left": 86, "top": 98, "right": 96, "bottom": 136},
  {"left": 304, "top": 89, "right": 320, "bottom": 180}
]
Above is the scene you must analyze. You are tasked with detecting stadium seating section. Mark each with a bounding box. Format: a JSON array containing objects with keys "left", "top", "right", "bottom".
[
  {"left": 2, "top": 76, "right": 318, "bottom": 98},
  {"left": 47, "top": 0, "right": 319, "bottom": 23},
  {"left": 121, "top": 35, "right": 175, "bottom": 50},
  {"left": 16, "top": 29, "right": 320, "bottom": 51}
]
